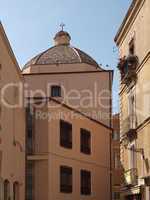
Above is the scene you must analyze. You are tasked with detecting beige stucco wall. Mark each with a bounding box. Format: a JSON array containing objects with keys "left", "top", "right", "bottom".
[
  {"left": 0, "top": 24, "right": 25, "bottom": 199},
  {"left": 136, "top": 58, "right": 150, "bottom": 124},
  {"left": 23, "top": 70, "right": 112, "bottom": 127},
  {"left": 49, "top": 156, "right": 110, "bottom": 200},
  {"left": 120, "top": 56, "right": 150, "bottom": 135},
  {"left": 34, "top": 106, "right": 48, "bottom": 154},
  {"left": 48, "top": 100, "right": 110, "bottom": 167},
  {"left": 115, "top": 0, "right": 150, "bottom": 197},
  {"left": 118, "top": 0, "right": 150, "bottom": 134},
  {"left": 48, "top": 100, "right": 111, "bottom": 200},
  {"left": 28, "top": 100, "right": 111, "bottom": 200},
  {"left": 34, "top": 160, "right": 48, "bottom": 200},
  {"left": 120, "top": 121, "right": 150, "bottom": 179},
  {"left": 136, "top": 122, "right": 150, "bottom": 178}
]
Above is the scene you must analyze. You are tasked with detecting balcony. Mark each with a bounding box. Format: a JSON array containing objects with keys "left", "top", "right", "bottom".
[
  {"left": 117, "top": 55, "right": 138, "bottom": 85},
  {"left": 122, "top": 114, "right": 137, "bottom": 137},
  {"left": 124, "top": 168, "right": 138, "bottom": 186},
  {"left": 122, "top": 69, "right": 137, "bottom": 85}
]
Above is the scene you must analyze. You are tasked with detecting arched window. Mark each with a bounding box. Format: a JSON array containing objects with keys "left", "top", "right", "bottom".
[
  {"left": 13, "top": 182, "right": 19, "bottom": 200},
  {"left": 4, "top": 180, "right": 10, "bottom": 200}
]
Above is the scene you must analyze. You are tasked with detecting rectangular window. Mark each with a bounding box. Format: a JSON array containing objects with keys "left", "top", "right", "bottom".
[
  {"left": 26, "top": 106, "right": 34, "bottom": 155},
  {"left": 129, "top": 144, "right": 136, "bottom": 169},
  {"left": 60, "top": 166, "right": 72, "bottom": 193},
  {"left": 128, "top": 91, "right": 136, "bottom": 129},
  {"left": 114, "top": 152, "right": 120, "bottom": 169},
  {"left": 112, "top": 131, "right": 120, "bottom": 141},
  {"left": 80, "top": 128, "right": 91, "bottom": 154},
  {"left": 60, "top": 120, "right": 72, "bottom": 149},
  {"left": 80, "top": 170, "right": 91, "bottom": 195},
  {"left": 51, "top": 85, "right": 61, "bottom": 97}
]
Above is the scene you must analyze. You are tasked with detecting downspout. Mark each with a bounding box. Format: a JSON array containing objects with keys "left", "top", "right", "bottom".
[{"left": 109, "top": 71, "right": 113, "bottom": 200}]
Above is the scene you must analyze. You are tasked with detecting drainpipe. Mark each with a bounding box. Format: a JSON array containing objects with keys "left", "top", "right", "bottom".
[{"left": 109, "top": 71, "right": 113, "bottom": 200}]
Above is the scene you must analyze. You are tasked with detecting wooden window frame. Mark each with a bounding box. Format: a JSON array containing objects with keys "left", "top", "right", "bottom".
[
  {"left": 60, "top": 166, "right": 72, "bottom": 193},
  {"left": 60, "top": 120, "right": 72, "bottom": 149},
  {"left": 80, "top": 128, "right": 91, "bottom": 155},
  {"left": 80, "top": 170, "right": 91, "bottom": 195}
]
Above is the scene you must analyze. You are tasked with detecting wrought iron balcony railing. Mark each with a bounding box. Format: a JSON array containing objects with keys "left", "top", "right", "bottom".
[
  {"left": 117, "top": 55, "right": 138, "bottom": 85},
  {"left": 124, "top": 168, "right": 138, "bottom": 186},
  {"left": 122, "top": 69, "right": 137, "bottom": 85},
  {"left": 121, "top": 114, "right": 137, "bottom": 136}
]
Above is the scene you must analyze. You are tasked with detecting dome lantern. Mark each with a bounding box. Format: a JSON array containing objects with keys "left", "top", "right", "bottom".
[
  {"left": 54, "top": 31, "right": 71, "bottom": 46},
  {"left": 54, "top": 23, "right": 71, "bottom": 46}
]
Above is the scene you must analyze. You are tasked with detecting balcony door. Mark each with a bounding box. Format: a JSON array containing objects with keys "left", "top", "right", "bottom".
[
  {"left": 129, "top": 143, "right": 136, "bottom": 169},
  {"left": 128, "top": 91, "right": 136, "bottom": 129}
]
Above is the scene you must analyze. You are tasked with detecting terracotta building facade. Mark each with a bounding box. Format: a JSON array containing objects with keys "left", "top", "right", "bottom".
[
  {"left": 23, "top": 29, "right": 113, "bottom": 200},
  {"left": 0, "top": 21, "right": 113, "bottom": 200},
  {"left": 115, "top": 0, "right": 150, "bottom": 199}
]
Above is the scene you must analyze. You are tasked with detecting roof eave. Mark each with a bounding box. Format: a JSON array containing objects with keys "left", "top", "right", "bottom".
[
  {"left": 0, "top": 22, "right": 23, "bottom": 79},
  {"left": 114, "top": 0, "right": 145, "bottom": 45}
]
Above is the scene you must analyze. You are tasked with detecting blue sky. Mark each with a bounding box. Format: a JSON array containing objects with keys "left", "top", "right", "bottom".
[{"left": 0, "top": 0, "right": 132, "bottom": 113}]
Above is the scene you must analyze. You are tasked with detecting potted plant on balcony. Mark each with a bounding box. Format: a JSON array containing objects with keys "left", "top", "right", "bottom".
[{"left": 117, "top": 55, "right": 139, "bottom": 85}]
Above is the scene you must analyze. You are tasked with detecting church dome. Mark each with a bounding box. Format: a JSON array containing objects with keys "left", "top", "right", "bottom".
[{"left": 23, "top": 30, "right": 99, "bottom": 69}]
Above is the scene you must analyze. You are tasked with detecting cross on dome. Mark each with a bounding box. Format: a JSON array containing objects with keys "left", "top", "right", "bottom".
[{"left": 60, "top": 23, "right": 65, "bottom": 31}]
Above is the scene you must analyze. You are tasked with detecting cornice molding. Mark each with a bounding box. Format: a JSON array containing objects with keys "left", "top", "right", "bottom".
[{"left": 115, "top": 0, "right": 146, "bottom": 46}]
